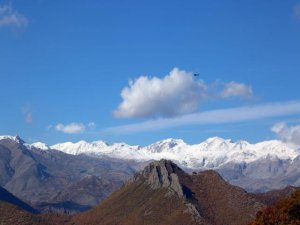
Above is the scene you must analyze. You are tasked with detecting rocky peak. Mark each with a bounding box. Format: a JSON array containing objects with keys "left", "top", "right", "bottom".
[{"left": 135, "top": 159, "right": 184, "bottom": 197}]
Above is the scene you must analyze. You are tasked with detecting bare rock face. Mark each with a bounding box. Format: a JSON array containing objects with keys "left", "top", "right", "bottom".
[{"left": 139, "top": 159, "right": 184, "bottom": 197}]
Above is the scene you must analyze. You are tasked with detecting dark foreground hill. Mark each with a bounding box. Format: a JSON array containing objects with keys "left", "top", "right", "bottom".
[{"left": 0, "top": 159, "right": 298, "bottom": 225}]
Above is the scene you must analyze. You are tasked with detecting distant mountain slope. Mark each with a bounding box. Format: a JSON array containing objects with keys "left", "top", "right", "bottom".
[
  {"left": 251, "top": 185, "right": 299, "bottom": 205},
  {"left": 0, "top": 136, "right": 140, "bottom": 213},
  {"left": 73, "top": 159, "right": 265, "bottom": 225},
  {"left": 217, "top": 155, "right": 300, "bottom": 192},
  {"left": 0, "top": 186, "right": 37, "bottom": 214}
]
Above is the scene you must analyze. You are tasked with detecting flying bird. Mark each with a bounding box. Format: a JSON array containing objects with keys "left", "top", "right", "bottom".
[{"left": 194, "top": 73, "right": 200, "bottom": 77}]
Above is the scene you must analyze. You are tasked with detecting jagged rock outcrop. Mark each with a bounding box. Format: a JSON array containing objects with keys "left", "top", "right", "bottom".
[
  {"left": 139, "top": 160, "right": 204, "bottom": 222},
  {"left": 139, "top": 159, "right": 184, "bottom": 197}
]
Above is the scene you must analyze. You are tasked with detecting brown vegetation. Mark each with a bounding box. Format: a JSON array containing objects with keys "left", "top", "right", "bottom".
[
  {"left": 249, "top": 189, "right": 300, "bottom": 225},
  {"left": 73, "top": 177, "right": 198, "bottom": 225},
  {"left": 0, "top": 202, "right": 71, "bottom": 225},
  {"left": 179, "top": 170, "right": 264, "bottom": 225}
]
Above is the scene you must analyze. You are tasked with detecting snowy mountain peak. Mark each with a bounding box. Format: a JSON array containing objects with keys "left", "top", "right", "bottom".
[
  {"left": 29, "top": 142, "right": 50, "bottom": 150},
  {"left": 202, "top": 136, "right": 232, "bottom": 150},
  {"left": 41, "top": 137, "right": 300, "bottom": 169},
  {"left": 145, "top": 138, "right": 186, "bottom": 153},
  {"left": 1, "top": 135, "right": 299, "bottom": 170},
  {"left": 51, "top": 140, "right": 109, "bottom": 155},
  {"left": 205, "top": 136, "right": 227, "bottom": 143},
  {"left": 233, "top": 140, "right": 250, "bottom": 150},
  {"left": 153, "top": 138, "right": 186, "bottom": 146},
  {"left": 204, "top": 136, "right": 233, "bottom": 145},
  {"left": 0, "top": 135, "right": 25, "bottom": 144}
]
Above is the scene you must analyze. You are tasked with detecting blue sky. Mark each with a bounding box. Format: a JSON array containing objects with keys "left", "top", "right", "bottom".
[{"left": 1, "top": 0, "right": 300, "bottom": 145}]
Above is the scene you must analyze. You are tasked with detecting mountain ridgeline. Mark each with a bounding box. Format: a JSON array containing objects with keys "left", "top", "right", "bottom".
[
  {"left": 1, "top": 135, "right": 300, "bottom": 225},
  {"left": 0, "top": 136, "right": 142, "bottom": 213},
  {"left": 1, "top": 159, "right": 298, "bottom": 225},
  {"left": 29, "top": 135, "right": 300, "bottom": 192}
]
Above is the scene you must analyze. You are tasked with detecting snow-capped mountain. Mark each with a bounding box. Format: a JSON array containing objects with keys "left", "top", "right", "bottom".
[
  {"left": 27, "top": 142, "right": 50, "bottom": 150},
  {"left": 2, "top": 135, "right": 298, "bottom": 170},
  {"left": 1, "top": 135, "right": 300, "bottom": 192},
  {"left": 28, "top": 136, "right": 299, "bottom": 169},
  {"left": 0, "top": 135, "right": 25, "bottom": 144}
]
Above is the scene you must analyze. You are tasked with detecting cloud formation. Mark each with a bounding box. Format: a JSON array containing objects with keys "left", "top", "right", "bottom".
[
  {"left": 113, "top": 68, "right": 253, "bottom": 119},
  {"left": 22, "top": 105, "right": 33, "bottom": 124},
  {"left": 25, "top": 112, "right": 33, "bottom": 124},
  {"left": 271, "top": 122, "right": 300, "bottom": 148},
  {"left": 0, "top": 4, "right": 28, "bottom": 28},
  {"left": 293, "top": 3, "right": 300, "bottom": 20},
  {"left": 88, "top": 122, "right": 96, "bottom": 129},
  {"left": 221, "top": 81, "right": 253, "bottom": 99},
  {"left": 107, "top": 101, "right": 300, "bottom": 134},
  {"left": 55, "top": 123, "right": 85, "bottom": 134},
  {"left": 114, "top": 68, "right": 209, "bottom": 118}
]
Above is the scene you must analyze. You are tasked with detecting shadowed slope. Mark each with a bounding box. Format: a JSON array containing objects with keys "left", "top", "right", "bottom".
[
  {"left": 0, "top": 186, "right": 37, "bottom": 214},
  {"left": 0, "top": 187, "right": 71, "bottom": 225}
]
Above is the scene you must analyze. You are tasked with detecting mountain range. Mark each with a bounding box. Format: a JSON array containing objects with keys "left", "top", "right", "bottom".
[
  {"left": 29, "top": 136, "right": 299, "bottom": 170},
  {"left": 0, "top": 136, "right": 143, "bottom": 213},
  {"left": 0, "top": 159, "right": 298, "bottom": 225},
  {"left": 1, "top": 135, "right": 300, "bottom": 214},
  {"left": 28, "top": 135, "right": 300, "bottom": 192}
]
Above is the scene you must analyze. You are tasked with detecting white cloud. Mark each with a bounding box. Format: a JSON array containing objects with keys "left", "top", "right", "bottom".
[
  {"left": 106, "top": 101, "right": 300, "bottom": 134},
  {"left": 21, "top": 105, "right": 33, "bottom": 124},
  {"left": 114, "top": 68, "right": 209, "bottom": 118},
  {"left": 271, "top": 122, "right": 300, "bottom": 148},
  {"left": 88, "top": 122, "right": 96, "bottom": 129},
  {"left": 0, "top": 4, "right": 28, "bottom": 28},
  {"left": 221, "top": 81, "right": 253, "bottom": 99},
  {"left": 293, "top": 3, "right": 300, "bottom": 20},
  {"left": 55, "top": 123, "right": 85, "bottom": 134},
  {"left": 25, "top": 112, "right": 33, "bottom": 124},
  {"left": 113, "top": 68, "right": 253, "bottom": 119}
]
